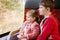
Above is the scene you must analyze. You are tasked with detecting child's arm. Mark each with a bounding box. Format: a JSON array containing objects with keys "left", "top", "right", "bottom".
[
  {"left": 17, "top": 22, "right": 26, "bottom": 39},
  {"left": 17, "top": 21, "right": 28, "bottom": 39}
]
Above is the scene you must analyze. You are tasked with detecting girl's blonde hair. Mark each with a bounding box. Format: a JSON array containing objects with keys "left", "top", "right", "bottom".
[{"left": 27, "top": 9, "right": 40, "bottom": 24}]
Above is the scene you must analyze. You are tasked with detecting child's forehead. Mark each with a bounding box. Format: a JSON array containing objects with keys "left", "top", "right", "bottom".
[
  {"left": 26, "top": 12, "right": 32, "bottom": 15},
  {"left": 26, "top": 13, "right": 30, "bottom": 16},
  {"left": 26, "top": 13, "right": 34, "bottom": 18}
]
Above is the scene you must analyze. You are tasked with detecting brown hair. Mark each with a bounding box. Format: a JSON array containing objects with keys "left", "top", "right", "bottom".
[
  {"left": 27, "top": 10, "right": 40, "bottom": 24},
  {"left": 39, "top": 0, "right": 55, "bottom": 12}
]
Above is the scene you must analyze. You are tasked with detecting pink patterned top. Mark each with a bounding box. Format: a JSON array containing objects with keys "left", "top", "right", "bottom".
[{"left": 19, "top": 21, "right": 40, "bottom": 40}]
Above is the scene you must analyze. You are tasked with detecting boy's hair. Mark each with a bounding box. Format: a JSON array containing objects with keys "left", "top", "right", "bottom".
[
  {"left": 39, "top": 0, "right": 55, "bottom": 12},
  {"left": 27, "top": 10, "right": 40, "bottom": 24}
]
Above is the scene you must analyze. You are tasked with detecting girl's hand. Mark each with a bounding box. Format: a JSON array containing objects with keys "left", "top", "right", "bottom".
[
  {"left": 24, "top": 34, "right": 29, "bottom": 39},
  {"left": 21, "top": 38, "right": 28, "bottom": 40},
  {"left": 17, "top": 35, "right": 23, "bottom": 38},
  {"left": 17, "top": 34, "right": 25, "bottom": 39}
]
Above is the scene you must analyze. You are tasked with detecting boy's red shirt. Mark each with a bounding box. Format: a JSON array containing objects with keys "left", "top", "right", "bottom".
[{"left": 37, "top": 15, "right": 59, "bottom": 40}]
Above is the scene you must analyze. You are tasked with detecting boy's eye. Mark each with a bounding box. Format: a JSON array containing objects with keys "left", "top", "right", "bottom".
[{"left": 39, "top": 7, "right": 42, "bottom": 8}]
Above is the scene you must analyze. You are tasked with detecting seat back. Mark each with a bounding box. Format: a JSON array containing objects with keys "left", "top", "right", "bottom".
[{"left": 52, "top": 9, "right": 60, "bottom": 35}]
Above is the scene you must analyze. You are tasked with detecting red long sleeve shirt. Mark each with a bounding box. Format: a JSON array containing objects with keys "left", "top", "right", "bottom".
[{"left": 37, "top": 15, "right": 59, "bottom": 40}]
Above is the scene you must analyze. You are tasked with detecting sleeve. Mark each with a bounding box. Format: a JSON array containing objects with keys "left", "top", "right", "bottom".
[
  {"left": 18, "top": 21, "right": 27, "bottom": 39},
  {"left": 37, "top": 18, "right": 54, "bottom": 40},
  {"left": 19, "top": 21, "right": 27, "bottom": 33},
  {"left": 19, "top": 21, "right": 27, "bottom": 36},
  {"left": 26, "top": 24, "right": 40, "bottom": 39}
]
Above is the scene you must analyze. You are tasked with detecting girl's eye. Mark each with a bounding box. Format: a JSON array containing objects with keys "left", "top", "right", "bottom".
[{"left": 28, "top": 17, "right": 29, "bottom": 18}]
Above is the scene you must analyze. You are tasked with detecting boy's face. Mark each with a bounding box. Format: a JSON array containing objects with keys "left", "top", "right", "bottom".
[
  {"left": 26, "top": 13, "right": 35, "bottom": 23},
  {"left": 39, "top": 5, "right": 47, "bottom": 15}
]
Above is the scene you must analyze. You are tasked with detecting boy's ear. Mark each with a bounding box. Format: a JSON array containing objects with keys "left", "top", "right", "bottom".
[
  {"left": 34, "top": 17, "right": 36, "bottom": 20},
  {"left": 47, "top": 7, "right": 50, "bottom": 11}
]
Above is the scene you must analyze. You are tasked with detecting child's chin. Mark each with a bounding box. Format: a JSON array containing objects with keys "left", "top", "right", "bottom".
[
  {"left": 40, "top": 14, "right": 43, "bottom": 15},
  {"left": 27, "top": 21, "right": 30, "bottom": 23}
]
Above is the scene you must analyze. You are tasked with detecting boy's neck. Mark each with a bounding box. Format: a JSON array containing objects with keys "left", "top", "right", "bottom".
[{"left": 44, "top": 12, "right": 51, "bottom": 18}]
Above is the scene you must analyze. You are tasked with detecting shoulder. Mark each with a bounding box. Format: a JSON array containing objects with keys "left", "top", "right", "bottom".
[
  {"left": 31, "top": 22, "right": 40, "bottom": 31},
  {"left": 33, "top": 22, "right": 39, "bottom": 26},
  {"left": 44, "top": 15, "right": 58, "bottom": 25},
  {"left": 45, "top": 15, "right": 56, "bottom": 22},
  {"left": 32, "top": 22, "right": 40, "bottom": 28}
]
